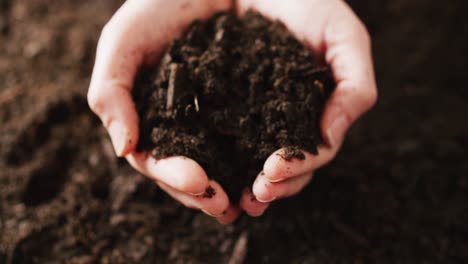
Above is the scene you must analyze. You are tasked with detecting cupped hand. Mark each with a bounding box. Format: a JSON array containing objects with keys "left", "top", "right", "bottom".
[
  {"left": 89, "top": 0, "right": 377, "bottom": 222},
  {"left": 236, "top": 0, "right": 378, "bottom": 216},
  {"left": 87, "top": 0, "right": 239, "bottom": 224}
]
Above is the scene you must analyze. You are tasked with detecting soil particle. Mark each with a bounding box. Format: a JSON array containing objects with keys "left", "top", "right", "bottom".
[
  {"left": 279, "top": 146, "right": 307, "bottom": 161},
  {"left": 202, "top": 186, "right": 217, "bottom": 199},
  {"left": 133, "top": 11, "right": 334, "bottom": 202}
]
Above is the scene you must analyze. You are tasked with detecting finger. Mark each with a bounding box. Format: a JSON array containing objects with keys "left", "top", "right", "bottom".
[
  {"left": 158, "top": 180, "right": 230, "bottom": 217},
  {"left": 217, "top": 205, "right": 241, "bottom": 224},
  {"left": 88, "top": 0, "right": 232, "bottom": 156},
  {"left": 263, "top": 147, "right": 335, "bottom": 182},
  {"left": 253, "top": 172, "right": 313, "bottom": 203},
  {"left": 126, "top": 152, "right": 209, "bottom": 195},
  {"left": 239, "top": 188, "right": 269, "bottom": 217}
]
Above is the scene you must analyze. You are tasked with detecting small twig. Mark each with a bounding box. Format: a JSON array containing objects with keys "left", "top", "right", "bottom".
[
  {"left": 303, "top": 66, "right": 328, "bottom": 76},
  {"left": 228, "top": 231, "right": 248, "bottom": 264},
  {"left": 194, "top": 95, "right": 200, "bottom": 112},
  {"left": 314, "top": 80, "right": 324, "bottom": 94},
  {"left": 166, "top": 63, "right": 179, "bottom": 110},
  {"left": 215, "top": 28, "right": 225, "bottom": 42}
]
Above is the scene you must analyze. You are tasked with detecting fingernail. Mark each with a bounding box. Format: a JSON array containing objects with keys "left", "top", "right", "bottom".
[
  {"left": 108, "top": 121, "right": 127, "bottom": 156},
  {"left": 267, "top": 177, "right": 286, "bottom": 183},
  {"left": 326, "top": 114, "right": 350, "bottom": 148},
  {"left": 201, "top": 209, "right": 225, "bottom": 217},
  {"left": 256, "top": 196, "right": 276, "bottom": 203}
]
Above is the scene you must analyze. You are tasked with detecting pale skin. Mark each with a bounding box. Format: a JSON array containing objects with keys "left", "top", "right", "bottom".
[{"left": 88, "top": 0, "right": 377, "bottom": 224}]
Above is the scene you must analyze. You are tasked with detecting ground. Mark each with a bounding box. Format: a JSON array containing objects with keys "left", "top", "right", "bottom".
[{"left": 1, "top": 0, "right": 467, "bottom": 263}]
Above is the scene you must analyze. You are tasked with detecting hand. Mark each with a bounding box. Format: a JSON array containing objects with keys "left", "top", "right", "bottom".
[
  {"left": 87, "top": 0, "right": 239, "bottom": 224},
  {"left": 236, "top": 0, "right": 378, "bottom": 216}
]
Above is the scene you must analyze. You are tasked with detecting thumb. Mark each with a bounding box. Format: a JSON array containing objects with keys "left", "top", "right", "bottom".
[
  {"left": 87, "top": 79, "right": 139, "bottom": 157},
  {"left": 87, "top": 2, "right": 146, "bottom": 156},
  {"left": 321, "top": 3, "right": 377, "bottom": 148}
]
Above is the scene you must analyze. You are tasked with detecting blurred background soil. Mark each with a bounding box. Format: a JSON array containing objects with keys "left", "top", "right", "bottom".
[{"left": 1, "top": 0, "right": 467, "bottom": 263}]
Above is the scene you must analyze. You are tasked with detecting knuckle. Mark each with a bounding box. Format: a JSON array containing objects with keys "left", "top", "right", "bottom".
[
  {"left": 87, "top": 89, "right": 105, "bottom": 115},
  {"left": 346, "top": 81, "right": 378, "bottom": 112},
  {"left": 98, "top": 21, "right": 122, "bottom": 50},
  {"left": 100, "top": 22, "right": 114, "bottom": 41},
  {"left": 361, "top": 87, "right": 378, "bottom": 109}
]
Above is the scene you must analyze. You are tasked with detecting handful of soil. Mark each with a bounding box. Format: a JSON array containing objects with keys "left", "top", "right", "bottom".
[{"left": 133, "top": 11, "right": 335, "bottom": 202}]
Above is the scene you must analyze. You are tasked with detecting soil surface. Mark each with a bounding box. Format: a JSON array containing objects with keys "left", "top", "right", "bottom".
[
  {"left": 133, "top": 11, "right": 334, "bottom": 202},
  {"left": 1, "top": 0, "right": 468, "bottom": 263}
]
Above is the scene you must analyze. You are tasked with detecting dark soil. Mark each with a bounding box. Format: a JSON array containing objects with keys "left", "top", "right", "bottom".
[
  {"left": 133, "top": 11, "right": 334, "bottom": 202},
  {"left": 1, "top": 0, "right": 468, "bottom": 263}
]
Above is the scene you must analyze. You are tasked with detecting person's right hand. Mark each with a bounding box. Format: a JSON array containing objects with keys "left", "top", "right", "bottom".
[
  {"left": 87, "top": 0, "right": 239, "bottom": 224},
  {"left": 235, "top": 0, "right": 377, "bottom": 217}
]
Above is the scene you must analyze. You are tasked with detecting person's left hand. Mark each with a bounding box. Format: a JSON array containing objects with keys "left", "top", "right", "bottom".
[{"left": 236, "top": 0, "right": 378, "bottom": 217}]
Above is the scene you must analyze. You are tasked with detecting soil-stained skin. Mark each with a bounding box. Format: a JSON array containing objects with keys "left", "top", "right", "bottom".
[{"left": 133, "top": 11, "right": 335, "bottom": 202}]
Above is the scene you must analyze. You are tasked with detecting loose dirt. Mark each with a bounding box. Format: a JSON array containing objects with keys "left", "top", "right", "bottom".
[{"left": 133, "top": 11, "right": 334, "bottom": 202}]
